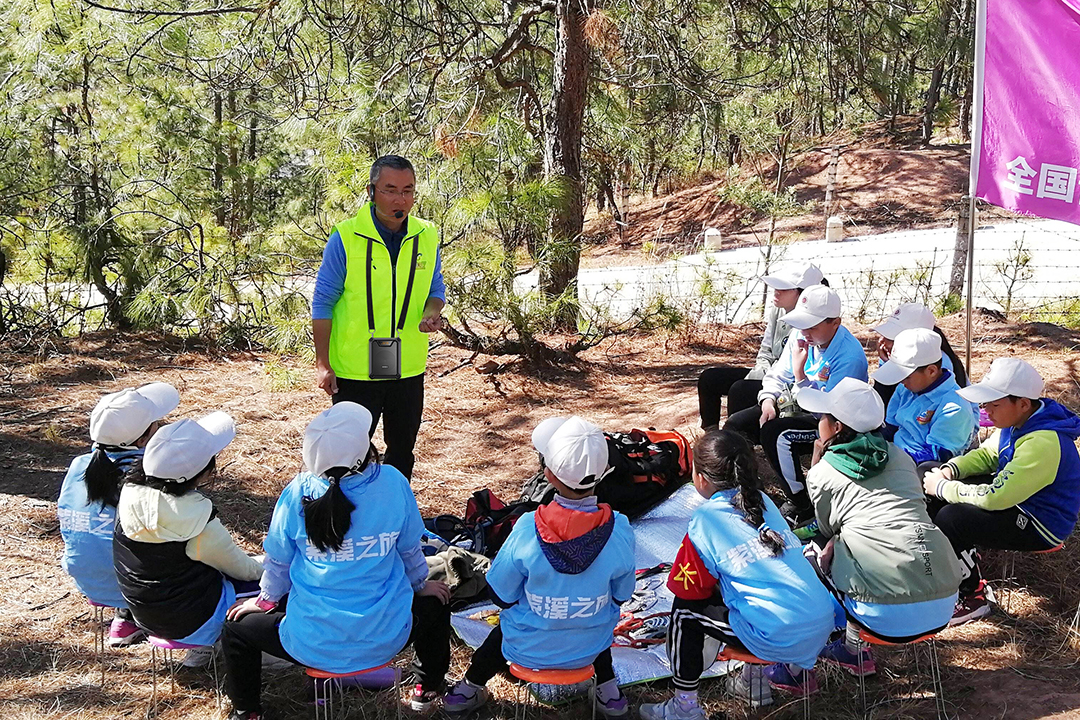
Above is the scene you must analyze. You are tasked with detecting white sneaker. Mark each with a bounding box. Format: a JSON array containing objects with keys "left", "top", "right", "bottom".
[
  {"left": 180, "top": 645, "right": 215, "bottom": 668},
  {"left": 639, "top": 696, "right": 707, "bottom": 720},
  {"left": 725, "top": 666, "right": 774, "bottom": 708}
]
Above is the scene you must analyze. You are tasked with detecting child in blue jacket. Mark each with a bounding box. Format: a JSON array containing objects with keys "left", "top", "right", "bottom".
[
  {"left": 220, "top": 403, "right": 452, "bottom": 720},
  {"left": 726, "top": 284, "right": 870, "bottom": 524},
  {"left": 443, "top": 416, "right": 636, "bottom": 718},
  {"left": 58, "top": 382, "right": 179, "bottom": 647},
  {"left": 875, "top": 328, "right": 977, "bottom": 471},
  {"left": 924, "top": 358, "right": 1080, "bottom": 624},
  {"left": 640, "top": 430, "right": 834, "bottom": 720}
]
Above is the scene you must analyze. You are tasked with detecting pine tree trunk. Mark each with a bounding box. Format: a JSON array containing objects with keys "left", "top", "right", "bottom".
[{"left": 541, "top": 0, "right": 588, "bottom": 328}]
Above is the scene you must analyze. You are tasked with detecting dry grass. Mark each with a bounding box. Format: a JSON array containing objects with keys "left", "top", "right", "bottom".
[{"left": 2, "top": 315, "right": 1080, "bottom": 719}]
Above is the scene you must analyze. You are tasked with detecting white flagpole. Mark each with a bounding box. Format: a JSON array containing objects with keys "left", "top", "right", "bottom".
[{"left": 966, "top": 0, "right": 989, "bottom": 373}]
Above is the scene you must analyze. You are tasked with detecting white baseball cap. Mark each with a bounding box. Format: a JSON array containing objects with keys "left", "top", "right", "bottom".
[
  {"left": 303, "top": 402, "right": 373, "bottom": 478},
  {"left": 143, "top": 411, "right": 236, "bottom": 482},
  {"left": 957, "top": 357, "right": 1044, "bottom": 404},
  {"left": 89, "top": 383, "right": 180, "bottom": 447},
  {"left": 781, "top": 284, "right": 842, "bottom": 329},
  {"left": 874, "top": 302, "right": 937, "bottom": 340},
  {"left": 532, "top": 416, "right": 611, "bottom": 490},
  {"left": 873, "top": 328, "right": 943, "bottom": 386},
  {"left": 797, "top": 377, "right": 885, "bottom": 433},
  {"left": 760, "top": 262, "right": 825, "bottom": 291}
]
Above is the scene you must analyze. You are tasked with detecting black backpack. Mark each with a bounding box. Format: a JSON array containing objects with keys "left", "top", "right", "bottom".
[{"left": 520, "top": 428, "right": 692, "bottom": 519}]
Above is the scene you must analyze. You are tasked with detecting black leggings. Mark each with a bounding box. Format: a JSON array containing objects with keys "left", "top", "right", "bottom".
[
  {"left": 222, "top": 594, "right": 451, "bottom": 714},
  {"left": 334, "top": 374, "right": 425, "bottom": 479},
  {"left": 697, "top": 367, "right": 761, "bottom": 428},
  {"left": 727, "top": 407, "right": 817, "bottom": 510},
  {"left": 464, "top": 625, "right": 615, "bottom": 686},
  {"left": 926, "top": 474, "right": 1057, "bottom": 595},
  {"left": 667, "top": 594, "right": 744, "bottom": 692}
]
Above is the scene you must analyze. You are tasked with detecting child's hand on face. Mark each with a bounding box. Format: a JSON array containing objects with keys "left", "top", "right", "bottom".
[{"left": 792, "top": 339, "right": 809, "bottom": 382}]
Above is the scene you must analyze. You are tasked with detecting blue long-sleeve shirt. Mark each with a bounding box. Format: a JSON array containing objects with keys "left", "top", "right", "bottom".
[
  {"left": 311, "top": 208, "right": 445, "bottom": 320},
  {"left": 884, "top": 369, "right": 978, "bottom": 464}
]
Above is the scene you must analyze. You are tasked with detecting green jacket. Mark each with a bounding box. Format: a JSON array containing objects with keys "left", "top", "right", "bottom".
[
  {"left": 328, "top": 205, "right": 439, "bottom": 381},
  {"left": 807, "top": 435, "right": 962, "bottom": 605}
]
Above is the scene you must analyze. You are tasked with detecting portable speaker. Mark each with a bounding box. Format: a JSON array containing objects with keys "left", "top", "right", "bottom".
[{"left": 369, "top": 337, "right": 401, "bottom": 380}]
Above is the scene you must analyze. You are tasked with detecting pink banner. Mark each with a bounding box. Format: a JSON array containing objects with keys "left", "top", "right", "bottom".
[{"left": 973, "top": 0, "right": 1080, "bottom": 226}]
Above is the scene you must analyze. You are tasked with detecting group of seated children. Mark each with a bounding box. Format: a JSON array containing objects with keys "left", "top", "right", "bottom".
[
  {"left": 700, "top": 259, "right": 1080, "bottom": 626},
  {"left": 57, "top": 260, "right": 1080, "bottom": 719}
]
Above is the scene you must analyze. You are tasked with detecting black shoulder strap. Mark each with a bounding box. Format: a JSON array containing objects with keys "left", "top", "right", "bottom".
[
  {"left": 363, "top": 229, "right": 421, "bottom": 337},
  {"left": 365, "top": 234, "right": 376, "bottom": 334},
  {"left": 396, "top": 232, "right": 420, "bottom": 333}
]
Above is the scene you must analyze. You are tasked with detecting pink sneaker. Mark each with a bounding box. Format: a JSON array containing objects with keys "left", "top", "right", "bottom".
[{"left": 108, "top": 618, "right": 147, "bottom": 647}]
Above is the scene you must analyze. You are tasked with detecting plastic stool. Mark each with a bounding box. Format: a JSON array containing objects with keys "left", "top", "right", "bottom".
[
  {"left": 508, "top": 663, "right": 596, "bottom": 720},
  {"left": 717, "top": 647, "right": 810, "bottom": 718},
  {"left": 146, "top": 636, "right": 219, "bottom": 719},
  {"left": 305, "top": 661, "right": 401, "bottom": 720},
  {"left": 86, "top": 599, "right": 108, "bottom": 687},
  {"left": 857, "top": 628, "right": 945, "bottom": 720},
  {"left": 999, "top": 543, "right": 1064, "bottom": 613}
]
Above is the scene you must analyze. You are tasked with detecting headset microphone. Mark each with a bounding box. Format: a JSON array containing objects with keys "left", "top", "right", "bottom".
[{"left": 394, "top": 211, "right": 404, "bottom": 219}]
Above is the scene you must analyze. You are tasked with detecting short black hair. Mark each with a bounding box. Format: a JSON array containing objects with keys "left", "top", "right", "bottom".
[{"left": 369, "top": 155, "right": 415, "bottom": 186}]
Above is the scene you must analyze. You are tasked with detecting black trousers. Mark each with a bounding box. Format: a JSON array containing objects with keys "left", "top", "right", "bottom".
[
  {"left": 697, "top": 367, "right": 761, "bottom": 428},
  {"left": 667, "top": 594, "right": 744, "bottom": 692},
  {"left": 222, "top": 594, "right": 451, "bottom": 713},
  {"left": 727, "top": 408, "right": 817, "bottom": 510},
  {"left": 926, "top": 475, "right": 1057, "bottom": 595},
  {"left": 463, "top": 624, "right": 616, "bottom": 686},
  {"left": 334, "top": 374, "right": 425, "bottom": 479}
]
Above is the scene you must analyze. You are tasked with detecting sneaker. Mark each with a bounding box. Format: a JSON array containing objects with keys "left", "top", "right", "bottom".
[
  {"left": 180, "top": 645, "right": 215, "bottom": 668},
  {"left": 763, "top": 663, "right": 819, "bottom": 696},
  {"left": 229, "top": 712, "right": 263, "bottom": 720},
  {"left": 779, "top": 500, "right": 815, "bottom": 526},
  {"left": 792, "top": 519, "right": 821, "bottom": 543},
  {"left": 949, "top": 590, "right": 991, "bottom": 626},
  {"left": 594, "top": 690, "right": 629, "bottom": 718},
  {"left": 442, "top": 680, "right": 489, "bottom": 715},
  {"left": 726, "top": 665, "right": 775, "bottom": 707},
  {"left": 107, "top": 618, "right": 147, "bottom": 647},
  {"left": 639, "top": 696, "right": 707, "bottom": 720},
  {"left": 818, "top": 638, "right": 876, "bottom": 677},
  {"left": 411, "top": 684, "right": 442, "bottom": 713}
]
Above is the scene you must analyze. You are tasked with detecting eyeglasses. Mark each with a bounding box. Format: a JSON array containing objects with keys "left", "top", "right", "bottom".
[{"left": 375, "top": 187, "right": 416, "bottom": 199}]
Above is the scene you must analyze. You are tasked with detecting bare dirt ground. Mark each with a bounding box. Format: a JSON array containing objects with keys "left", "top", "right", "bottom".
[
  {"left": 581, "top": 117, "right": 976, "bottom": 267},
  {"left": 2, "top": 310, "right": 1080, "bottom": 719}
]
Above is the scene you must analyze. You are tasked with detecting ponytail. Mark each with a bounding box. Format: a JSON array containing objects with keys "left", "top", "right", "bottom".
[
  {"left": 302, "top": 448, "right": 375, "bottom": 553},
  {"left": 85, "top": 447, "right": 123, "bottom": 507},
  {"left": 694, "top": 429, "right": 785, "bottom": 557},
  {"left": 934, "top": 326, "right": 968, "bottom": 387}
]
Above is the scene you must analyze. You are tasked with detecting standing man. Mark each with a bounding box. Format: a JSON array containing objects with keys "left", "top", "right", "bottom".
[{"left": 311, "top": 155, "right": 445, "bottom": 480}]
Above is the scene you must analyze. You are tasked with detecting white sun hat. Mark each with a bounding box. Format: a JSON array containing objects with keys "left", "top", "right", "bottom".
[
  {"left": 873, "top": 328, "right": 944, "bottom": 386},
  {"left": 303, "top": 402, "right": 374, "bottom": 478},
  {"left": 143, "top": 411, "right": 235, "bottom": 482},
  {"left": 532, "top": 416, "right": 611, "bottom": 490},
  {"left": 873, "top": 302, "right": 937, "bottom": 340},
  {"left": 781, "top": 285, "right": 842, "bottom": 330},
  {"left": 89, "top": 383, "right": 180, "bottom": 447},
  {"left": 797, "top": 377, "right": 885, "bottom": 433},
  {"left": 957, "top": 357, "right": 1044, "bottom": 404},
  {"left": 760, "top": 262, "right": 825, "bottom": 291}
]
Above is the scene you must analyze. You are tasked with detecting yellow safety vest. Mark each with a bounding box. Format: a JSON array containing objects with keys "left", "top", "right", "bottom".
[{"left": 328, "top": 204, "right": 439, "bottom": 381}]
